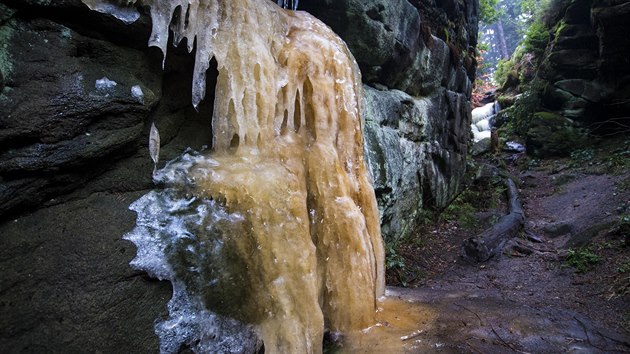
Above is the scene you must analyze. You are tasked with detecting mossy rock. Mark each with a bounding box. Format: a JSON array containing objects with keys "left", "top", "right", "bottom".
[
  {"left": 526, "top": 111, "right": 588, "bottom": 157},
  {"left": 497, "top": 94, "right": 517, "bottom": 109},
  {"left": 500, "top": 69, "right": 520, "bottom": 91},
  {"left": 493, "top": 106, "right": 514, "bottom": 129}
]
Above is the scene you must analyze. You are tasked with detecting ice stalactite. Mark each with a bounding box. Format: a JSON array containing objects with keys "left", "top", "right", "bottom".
[
  {"left": 277, "top": 0, "right": 298, "bottom": 11},
  {"left": 84, "top": 0, "right": 386, "bottom": 352}
]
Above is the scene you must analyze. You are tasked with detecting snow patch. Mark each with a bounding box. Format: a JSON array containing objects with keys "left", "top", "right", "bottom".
[
  {"left": 131, "top": 84, "right": 144, "bottom": 104},
  {"left": 95, "top": 77, "right": 117, "bottom": 91}
]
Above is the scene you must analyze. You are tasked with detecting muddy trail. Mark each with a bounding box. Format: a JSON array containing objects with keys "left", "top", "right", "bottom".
[{"left": 377, "top": 138, "right": 630, "bottom": 353}]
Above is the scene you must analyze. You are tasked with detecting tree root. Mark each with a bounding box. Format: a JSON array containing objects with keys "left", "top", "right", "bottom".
[{"left": 461, "top": 178, "right": 524, "bottom": 262}]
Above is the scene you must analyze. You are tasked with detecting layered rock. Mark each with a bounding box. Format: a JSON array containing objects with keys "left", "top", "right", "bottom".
[
  {"left": 541, "top": 0, "right": 630, "bottom": 128},
  {"left": 0, "top": 11, "right": 161, "bottom": 217}
]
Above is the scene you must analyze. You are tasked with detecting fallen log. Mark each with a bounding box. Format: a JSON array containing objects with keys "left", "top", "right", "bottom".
[{"left": 461, "top": 178, "right": 524, "bottom": 262}]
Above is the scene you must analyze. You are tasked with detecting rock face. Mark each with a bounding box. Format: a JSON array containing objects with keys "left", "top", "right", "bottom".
[
  {"left": 0, "top": 191, "right": 172, "bottom": 353},
  {"left": 0, "top": 0, "right": 478, "bottom": 350},
  {"left": 302, "top": 0, "right": 477, "bottom": 242},
  {"left": 541, "top": 0, "right": 630, "bottom": 130},
  {"left": 363, "top": 86, "right": 470, "bottom": 242},
  {"left": 0, "top": 12, "right": 161, "bottom": 217}
]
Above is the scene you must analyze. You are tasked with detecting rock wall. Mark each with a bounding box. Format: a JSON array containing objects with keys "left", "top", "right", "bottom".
[
  {"left": 0, "top": 0, "right": 478, "bottom": 351},
  {"left": 301, "top": 0, "right": 477, "bottom": 242},
  {"left": 540, "top": 0, "right": 630, "bottom": 130}
]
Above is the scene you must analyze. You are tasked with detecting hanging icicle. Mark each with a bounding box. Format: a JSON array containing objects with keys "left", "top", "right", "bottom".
[{"left": 276, "top": 0, "right": 298, "bottom": 11}]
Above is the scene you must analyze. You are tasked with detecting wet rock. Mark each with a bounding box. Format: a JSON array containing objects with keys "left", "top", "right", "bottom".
[
  {"left": 554, "top": 79, "right": 605, "bottom": 103},
  {"left": 471, "top": 137, "right": 492, "bottom": 156},
  {"left": 387, "top": 287, "right": 630, "bottom": 353},
  {"left": 554, "top": 23, "right": 598, "bottom": 51},
  {"left": 0, "top": 13, "right": 161, "bottom": 217},
  {"left": 0, "top": 3, "right": 175, "bottom": 351},
  {"left": 548, "top": 49, "right": 598, "bottom": 76},
  {"left": 0, "top": 192, "right": 171, "bottom": 353},
  {"left": 535, "top": 0, "right": 630, "bottom": 130},
  {"left": 592, "top": 1, "right": 630, "bottom": 74},
  {"left": 1, "top": 0, "right": 153, "bottom": 48},
  {"left": 300, "top": 0, "right": 476, "bottom": 97}
]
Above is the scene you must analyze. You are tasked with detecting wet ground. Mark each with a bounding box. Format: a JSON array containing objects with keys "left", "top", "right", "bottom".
[{"left": 368, "top": 138, "right": 630, "bottom": 353}]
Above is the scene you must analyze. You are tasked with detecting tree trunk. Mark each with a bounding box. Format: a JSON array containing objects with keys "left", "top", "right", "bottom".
[{"left": 496, "top": 19, "right": 509, "bottom": 59}]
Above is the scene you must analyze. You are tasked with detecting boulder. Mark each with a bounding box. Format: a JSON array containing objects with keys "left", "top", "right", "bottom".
[
  {"left": 471, "top": 137, "right": 492, "bottom": 156},
  {"left": 526, "top": 112, "right": 588, "bottom": 157},
  {"left": 363, "top": 85, "right": 468, "bottom": 242}
]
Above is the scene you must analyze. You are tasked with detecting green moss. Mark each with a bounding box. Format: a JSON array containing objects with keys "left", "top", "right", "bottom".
[
  {"left": 497, "top": 82, "right": 545, "bottom": 137},
  {"left": 523, "top": 21, "right": 550, "bottom": 58},
  {"left": 553, "top": 19, "right": 568, "bottom": 41},
  {"left": 532, "top": 111, "right": 563, "bottom": 121},
  {"left": 526, "top": 111, "right": 588, "bottom": 157},
  {"left": 563, "top": 247, "right": 601, "bottom": 273},
  {"left": 494, "top": 58, "right": 512, "bottom": 87},
  {"left": 441, "top": 194, "right": 477, "bottom": 230},
  {"left": 496, "top": 95, "right": 516, "bottom": 108}
]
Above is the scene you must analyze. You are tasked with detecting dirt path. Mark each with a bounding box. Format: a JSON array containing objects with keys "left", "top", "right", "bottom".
[{"left": 379, "top": 139, "right": 630, "bottom": 353}]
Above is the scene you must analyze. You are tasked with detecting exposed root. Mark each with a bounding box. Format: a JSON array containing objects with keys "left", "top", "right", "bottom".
[{"left": 461, "top": 179, "right": 524, "bottom": 262}]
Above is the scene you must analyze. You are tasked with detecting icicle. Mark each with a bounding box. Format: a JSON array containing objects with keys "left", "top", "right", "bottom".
[
  {"left": 276, "top": 0, "right": 297, "bottom": 10},
  {"left": 83, "top": 1, "right": 384, "bottom": 353}
]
